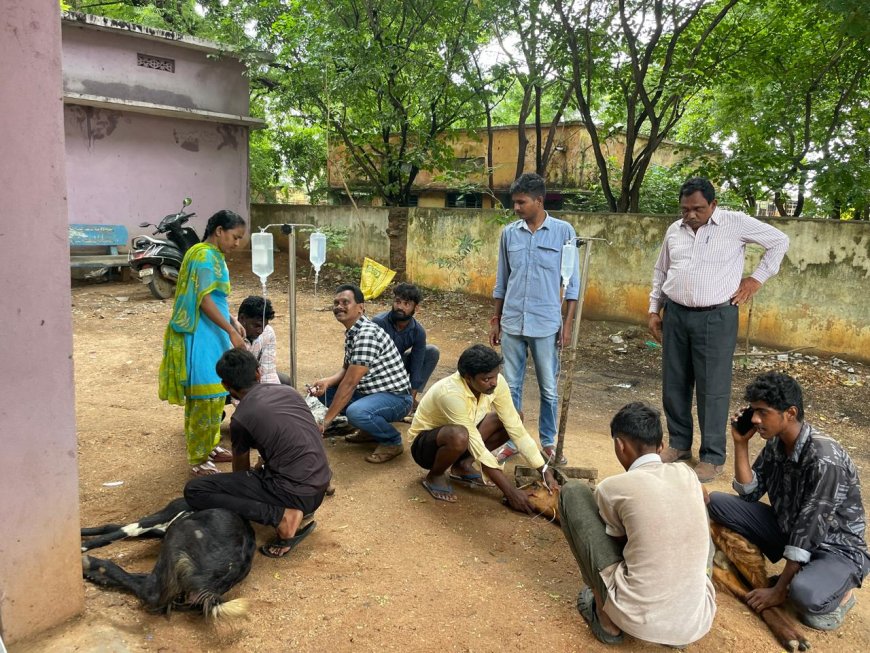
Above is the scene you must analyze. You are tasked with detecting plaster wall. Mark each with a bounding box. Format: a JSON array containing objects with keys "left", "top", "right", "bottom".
[
  {"left": 408, "top": 209, "right": 870, "bottom": 361},
  {"left": 62, "top": 21, "right": 249, "bottom": 115},
  {"left": 252, "top": 204, "right": 870, "bottom": 361},
  {"left": 64, "top": 107, "right": 249, "bottom": 241},
  {"left": 250, "top": 204, "right": 391, "bottom": 265},
  {"left": 0, "top": 0, "right": 84, "bottom": 643}
]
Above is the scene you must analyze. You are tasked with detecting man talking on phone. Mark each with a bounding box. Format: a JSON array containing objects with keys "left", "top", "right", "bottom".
[{"left": 707, "top": 372, "right": 869, "bottom": 632}]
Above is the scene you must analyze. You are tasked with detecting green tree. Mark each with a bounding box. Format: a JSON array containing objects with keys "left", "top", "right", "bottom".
[
  {"left": 492, "top": 1, "right": 575, "bottom": 179},
  {"left": 216, "top": 0, "right": 487, "bottom": 207},
  {"left": 553, "top": 0, "right": 743, "bottom": 213},
  {"left": 678, "top": 0, "right": 870, "bottom": 218}
]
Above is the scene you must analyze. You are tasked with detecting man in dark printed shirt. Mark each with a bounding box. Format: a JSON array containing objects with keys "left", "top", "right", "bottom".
[
  {"left": 708, "top": 372, "right": 870, "bottom": 631},
  {"left": 309, "top": 284, "right": 412, "bottom": 464}
]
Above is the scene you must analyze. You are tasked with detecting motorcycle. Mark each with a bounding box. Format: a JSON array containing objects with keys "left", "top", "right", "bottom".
[{"left": 129, "top": 197, "right": 200, "bottom": 299}]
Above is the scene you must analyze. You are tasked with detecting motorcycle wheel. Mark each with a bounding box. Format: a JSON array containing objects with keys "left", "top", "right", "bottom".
[{"left": 148, "top": 273, "right": 176, "bottom": 300}]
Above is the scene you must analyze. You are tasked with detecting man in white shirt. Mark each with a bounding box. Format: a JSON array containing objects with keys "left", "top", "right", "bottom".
[
  {"left": 648, "top": 177, "right": 789, "bottom": 482},
  {"left": 559, "top": 402, "right": 716, "bottom": 646}
]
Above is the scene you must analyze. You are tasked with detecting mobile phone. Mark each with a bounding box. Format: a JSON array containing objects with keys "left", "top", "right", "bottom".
[{"left": 731, "top": 406, "right": 755, "bottom": 435}]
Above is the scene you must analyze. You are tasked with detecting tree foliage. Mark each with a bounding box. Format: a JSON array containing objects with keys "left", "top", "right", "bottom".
[
  {"left": 73, "top": 0, "right": 870, "bottom": 216},
  {"left": 677, "top": 0, "right": 870, "bottom": 218}
]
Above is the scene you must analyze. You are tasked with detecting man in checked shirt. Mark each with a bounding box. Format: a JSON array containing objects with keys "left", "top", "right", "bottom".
[
  {"left": 648, "top": 177, "right": 789, "bottom": 482},
  {"left": 309, "top": 284, "right": 413, "bottom": 464}
]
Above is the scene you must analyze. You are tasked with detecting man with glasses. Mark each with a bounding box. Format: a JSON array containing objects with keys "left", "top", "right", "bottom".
[
  {"left": 308, "top": 284, "right": 412, "bottom": 464},
  {"left": 648, "top": 178, "right": 789, "bottom": 482}
]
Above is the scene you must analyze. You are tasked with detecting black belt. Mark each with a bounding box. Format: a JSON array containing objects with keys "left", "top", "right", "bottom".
[{"left": 668, "top": 300, "right": 732, "bottom": 312}]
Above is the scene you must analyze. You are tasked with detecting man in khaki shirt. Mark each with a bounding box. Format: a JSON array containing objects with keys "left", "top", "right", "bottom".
[
  {"left": 559, "top": 402, "right": 715, "bottom": 646},
  {"left": 408, "top": 344, "right": 555, "bottom": 507}
]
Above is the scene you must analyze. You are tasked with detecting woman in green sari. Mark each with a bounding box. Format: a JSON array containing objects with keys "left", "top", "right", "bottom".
[{"left": 159, "top": 210, "right": 247, "bottom": 476}]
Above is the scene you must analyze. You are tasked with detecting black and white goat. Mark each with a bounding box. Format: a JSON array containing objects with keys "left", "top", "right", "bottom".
[{"left": 81, "top": 498, "right": 256, "bottom": 620}]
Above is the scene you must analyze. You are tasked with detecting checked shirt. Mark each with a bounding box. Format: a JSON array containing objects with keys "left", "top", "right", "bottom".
[
  {"left": 734, "top": 422, "right": 870, "bottom": 572},
  {"left": 344, "top": 316, "right": 411, "bottom": 396}
]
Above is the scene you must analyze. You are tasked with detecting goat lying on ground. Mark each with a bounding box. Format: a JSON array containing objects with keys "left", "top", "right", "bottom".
[
  {"left": 81, "top": 498, "right": 316, "bottom": 620},
  {"left": 521, "top": 482, "right": 811, "bottom": 651}
]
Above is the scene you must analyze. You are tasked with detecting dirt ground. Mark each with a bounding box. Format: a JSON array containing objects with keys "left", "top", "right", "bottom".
[{"left": 14, "top": 251, "right": 870, "bottom": 653}]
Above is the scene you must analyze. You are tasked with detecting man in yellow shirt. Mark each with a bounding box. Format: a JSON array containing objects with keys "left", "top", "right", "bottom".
[{"left": 408, "top": 344, "right": 556, "bottom": 507}]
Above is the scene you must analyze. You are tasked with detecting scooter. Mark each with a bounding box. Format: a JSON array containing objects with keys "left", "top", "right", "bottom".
[{"left": 129, "top": 197, "right": 200, "bottom": 299}]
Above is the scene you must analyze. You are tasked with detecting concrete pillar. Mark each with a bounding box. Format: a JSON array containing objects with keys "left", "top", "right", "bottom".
[{"left": 0, "top": 0, "right": 84, "bottom": 644}]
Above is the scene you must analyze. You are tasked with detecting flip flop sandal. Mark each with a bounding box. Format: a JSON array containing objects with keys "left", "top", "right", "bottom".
[
  {"left": 421, "top": 479, "right": 457, "bottom": 502},
  {"left": 260, "top": 520, "right": 317, "bottom": 558},
  {"left": 449, "top": 473, "right": 495, "bottom": 488},
  {"left": 190, "top": 461, "right": 219, "bottom": 477},
  {"left": 577, "top": 587, "right": 624, "bottom": 645},
  {"left": 208, "top": 446, "right": 234, "bottom": 463}
]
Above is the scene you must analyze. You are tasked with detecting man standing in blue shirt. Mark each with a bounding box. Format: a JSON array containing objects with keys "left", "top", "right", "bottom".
[
  {"left": 489, "top": 173, "right": 579, "bottom": 464},
  {"left": 373, "top": 282, "right": 440, "bottom": 412}
]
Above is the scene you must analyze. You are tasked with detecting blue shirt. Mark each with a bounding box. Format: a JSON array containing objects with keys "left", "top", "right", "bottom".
[
  {"left": 493, "top": 214, "right": 580, "bottom": 337},
  {"left": 372, "top": 311, "right": 428, "bottom": 390}
]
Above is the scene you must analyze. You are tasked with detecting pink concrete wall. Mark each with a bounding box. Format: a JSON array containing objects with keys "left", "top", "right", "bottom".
[
  {"left": 64, "top": 107, "right": 250, "bottom": 240},
  {"left": 0, "top": 0, "right": 84, "bottom": 644},
  {"left": 62, "top": 21, "right": 249, "bottom": 115}
]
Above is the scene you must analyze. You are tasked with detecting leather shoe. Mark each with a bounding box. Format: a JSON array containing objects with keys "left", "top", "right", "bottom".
[
  {"left": 694, "top": 461, "right": 724, "bottom": 483},
  {"left": 660, "top": 447, "right": 691, "bottom": 463}
]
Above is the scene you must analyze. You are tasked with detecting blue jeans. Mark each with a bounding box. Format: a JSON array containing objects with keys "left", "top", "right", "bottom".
[
  {"left": 324, "top": 387, "right": 412, "bottom": 447},
  {"left": 500, "top": 330, "right": 559, "bottom": 448},
  {"left": 402, "top": 345, "right": 440, "bottom": 392}
]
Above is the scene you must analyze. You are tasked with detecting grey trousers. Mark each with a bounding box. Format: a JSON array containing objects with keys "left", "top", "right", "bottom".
[
  {"left": 662, "top": 300, "right": 738, "bottom": 465},
  {"left": 708, "top": 492, "right": 863, "bottom": 615},
  {"left": 558, "top": 481, "right": 623, "bottom": 602}
]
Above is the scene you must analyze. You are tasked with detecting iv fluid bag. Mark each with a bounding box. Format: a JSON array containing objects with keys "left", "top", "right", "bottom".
[
  {"left": 251, "top": 232, "right": 274, "bottom": 283},
  {"left": 560, "top": 241, "right": 577, "bottom": 286},
  {"left": 310, "top": 231, "right": 327, "bottom": 272}
]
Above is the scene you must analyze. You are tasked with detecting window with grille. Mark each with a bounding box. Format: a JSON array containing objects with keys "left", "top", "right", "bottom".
[{"left": 137, "top": 53, "right": 175, "bottom": 73}]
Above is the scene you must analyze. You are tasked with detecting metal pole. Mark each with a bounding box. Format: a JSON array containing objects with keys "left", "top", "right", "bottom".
[
  {"left": 288, "top": 226, "right": 298, "bottom": 388},
  {"left": 555, "top": 239, "right": 593, "bottom": 466}
]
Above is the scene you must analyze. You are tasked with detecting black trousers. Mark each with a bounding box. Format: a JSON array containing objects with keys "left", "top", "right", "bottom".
[
  {"left": 184, "top": 470, "right": 325, "bottom": 528},
  {"left": 662, "top": 300, "right": 738, "bottom": 465}
]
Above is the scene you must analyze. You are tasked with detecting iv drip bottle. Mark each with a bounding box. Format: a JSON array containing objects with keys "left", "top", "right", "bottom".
[
  {"left": 560, "top": 241, "right": 577, "bottom": 287},
  {"left": 251, "top": 232, "right": 274, "bottom": 284},
  {"left": 310, "top": 231, "right": 327, "bottom": 273}
]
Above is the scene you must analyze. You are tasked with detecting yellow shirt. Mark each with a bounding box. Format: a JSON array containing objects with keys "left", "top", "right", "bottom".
[{"left": 408, "top": 372, "right": 546, "bottom": 470}]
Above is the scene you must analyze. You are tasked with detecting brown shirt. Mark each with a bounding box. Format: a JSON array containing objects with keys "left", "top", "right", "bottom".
[{"left": 231, "top": 384, "right": 332, "bottom": 496}]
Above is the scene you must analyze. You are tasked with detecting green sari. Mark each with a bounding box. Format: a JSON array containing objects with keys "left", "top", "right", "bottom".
[{"left": 158, "top": 242, "right": 232, "bottom": 464}]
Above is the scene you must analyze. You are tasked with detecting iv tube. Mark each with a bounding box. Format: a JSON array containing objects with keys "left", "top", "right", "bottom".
[{"left": 309, "top": 231, "right": 327, "bottom": 295}]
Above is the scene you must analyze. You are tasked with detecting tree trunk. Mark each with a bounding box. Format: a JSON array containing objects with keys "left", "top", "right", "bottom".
[
  {"left": 387, "top": 207, "right": 409, "bottom": 280},
  {"left": 774, "top": 191, "right": 787, "bottom": 217},
  {"left": 515, "top": 87, "right": 533, "bottom": 180},
  {"left": 485, "top": 106, "right": 495, "bottom": 201},
  {"left": 534, "top": 84, "right": 543, "bottom": 175}
]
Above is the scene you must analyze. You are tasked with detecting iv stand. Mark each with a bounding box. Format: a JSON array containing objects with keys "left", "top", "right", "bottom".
[
  {"left": 260, "top": 222, "right": 316, "bottom": 388},
  {"left": 554, "top": 236, "right": 610, "bottom": 467}
]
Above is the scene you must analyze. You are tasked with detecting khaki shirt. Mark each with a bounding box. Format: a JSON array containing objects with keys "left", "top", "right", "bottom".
[{"left": 408, "top": 372, "right": 545, "bottom": 470}]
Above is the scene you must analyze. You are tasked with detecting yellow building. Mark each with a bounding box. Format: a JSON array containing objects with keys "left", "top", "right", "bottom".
[{"left": 327, "top": 120, "right": 688, "bottom": 208}]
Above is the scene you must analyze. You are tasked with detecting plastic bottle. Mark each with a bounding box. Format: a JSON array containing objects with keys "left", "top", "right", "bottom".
[
  {"left": 251, "top": 232, "right": 274, "bottom": 285},
  {"left": 309, "top": 231, "right": 327, "bottom": 272},
  {"left": 560, "top": 240, "right": 577, "bottom": 288}
]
